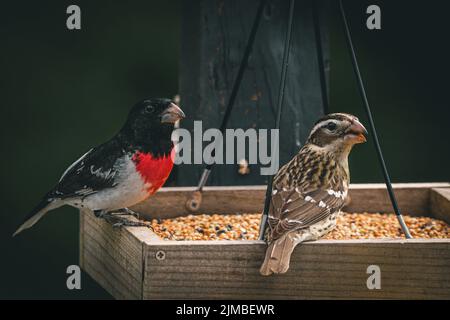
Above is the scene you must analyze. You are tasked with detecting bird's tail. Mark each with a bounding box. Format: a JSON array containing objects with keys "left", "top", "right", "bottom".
[
  {"left": 13, "top": 197, "right": 62, "bottom": 237},
  {"left": 260, "top": 233, "right": 299, "bottom": 276}
]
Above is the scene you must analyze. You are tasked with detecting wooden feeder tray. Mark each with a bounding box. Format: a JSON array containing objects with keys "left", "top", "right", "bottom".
[{"left": 79, "top": 183, "right": 450, "bottom": 299}]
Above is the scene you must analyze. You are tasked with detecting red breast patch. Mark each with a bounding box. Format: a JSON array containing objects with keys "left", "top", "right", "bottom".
[{"left": 132, "top": 150, "right": 174, "bottom": 195}]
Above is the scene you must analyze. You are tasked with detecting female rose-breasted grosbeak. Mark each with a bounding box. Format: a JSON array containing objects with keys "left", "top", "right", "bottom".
[
  {"left": 13, "top": 98, "right": 184, "bottom": 236},
  {"left": 260, "top": 113, "right": 367, "bottom": 275}
]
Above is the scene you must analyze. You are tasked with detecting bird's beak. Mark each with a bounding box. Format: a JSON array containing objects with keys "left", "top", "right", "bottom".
[
  {"left": 345, "top": 119, "right": 368, "bottom": 143},
  {"left": 161, "top": 102, "right": 185, "bottom": 124}
]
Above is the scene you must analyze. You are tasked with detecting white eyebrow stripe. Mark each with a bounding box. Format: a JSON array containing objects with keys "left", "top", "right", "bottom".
[{"left": 308, "top": 119, "right": 340, "bottom": 138}]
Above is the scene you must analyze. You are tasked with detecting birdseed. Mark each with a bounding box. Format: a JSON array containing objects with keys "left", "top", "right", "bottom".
[
  {"left": 324, "top": 213, "right": 450, "bottom": 240},
  {"left": 140, "top": 212, "right": 450, "bottom": 241}
]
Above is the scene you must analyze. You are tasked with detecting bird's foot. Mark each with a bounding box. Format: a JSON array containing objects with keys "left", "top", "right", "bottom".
[
  {"left": 93, "top": 209, "right": 148, "bottom": 228},
  {"left": 112, "top": 207, "right": 140, "bottom": 219},
  {"left": 94, "top": 208, "right": 140, "bottom": 219},
  {"left": 110, "top": 216, "right": 148, "bottom": 228},
  {"left": 106, "top": 214, "right": 148, "bottom": 228},
  {"left": 93, "top": 209, "right": 107, "bottom": 218}
]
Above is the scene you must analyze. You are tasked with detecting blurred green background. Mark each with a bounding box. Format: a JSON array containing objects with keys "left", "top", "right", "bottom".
[{"left": 0, "top": 0, "right": 448, "bottom": 299}]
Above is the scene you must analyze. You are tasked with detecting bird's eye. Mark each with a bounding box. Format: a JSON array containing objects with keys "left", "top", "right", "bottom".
[
  {"left": 326, "top": 122, "right": 337, "bottom": 131},
  {"left": 145, "top": 105, "right": 154, "bottom": 113}
]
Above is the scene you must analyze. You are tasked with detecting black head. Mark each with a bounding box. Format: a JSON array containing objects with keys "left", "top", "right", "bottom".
[
  {"left": 307, "top": 113, "right": 368, "bottom": 149},
  {"left": 126, "top": 98, "right": 185, "bottom": 127},
  {"left": 120, "top": 98, "right": 185, "bottom": 153}
]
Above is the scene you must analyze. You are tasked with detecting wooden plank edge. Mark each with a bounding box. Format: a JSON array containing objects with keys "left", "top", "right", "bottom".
[
  {"left": 81, "top": 209, "right": 153, "bottom": 299},
  {"left": 430, "top": 188, "right": 450, "bottom": 224},
  {"left": 79, "top": 209, "right": 85, "bottom": 269},
  {"left": 145, "top": 182, "right": 450, "bottom": 193},
  {"left": 132, "top": 182, "right": 450, "bottom": 217},
  {"left": 139, "top": 238, "right": 450, "bottom": 246}
]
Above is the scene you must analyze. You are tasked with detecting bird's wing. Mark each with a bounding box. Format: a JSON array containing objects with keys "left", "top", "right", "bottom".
[
  {"left": 51, "top": 140, "right": 124, "bottom": 199},
  {"left": 268, "top": 187, "right": 346, "bottom": 241}
]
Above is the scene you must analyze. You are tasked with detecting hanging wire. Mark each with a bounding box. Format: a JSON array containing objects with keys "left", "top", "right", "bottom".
[
  {"left": 312, "top": 0, "right": 329, "bottom": 114},
  {"left": 194, "top": 0, "right": 268, "bottom": 193},
  {"left": 259, "top": 0, "right": 296, "bottom": 240},
  {"left": 338, "top": 0, "right": 412, "bottom": 238}
]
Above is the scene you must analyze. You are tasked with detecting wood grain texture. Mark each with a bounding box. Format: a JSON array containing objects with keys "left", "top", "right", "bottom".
[
  {"left": 131, "top": 186, "right": 266, "bottom": 219},
  {"left": 80, "top": 183, "right": 450, "bottom": 300},
  {"left": 131, "top": 183, "right": 450, "bottom": 219},
  {"left": 343, "top": 183, "right": 450, "bottom": 216},
  {"left": 79, "top": 209, "right": 147, "bottom": 299},
  {"left": 430, "top": 188, "right": 450, "bottom": 224},
  {"left": 177, "top": 0, "right": 329, "bottom": 187},
  {"left": 143, "top": 239, "right": 450, "bottom": 299}
]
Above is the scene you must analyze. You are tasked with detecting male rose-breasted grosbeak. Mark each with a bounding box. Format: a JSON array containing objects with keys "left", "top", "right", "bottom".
[
  {"left": 13, "top": 98, "right": 184, "bottom": 236},
  {"left": 260, "top": 113, "right": 367, "bottom": 275}
]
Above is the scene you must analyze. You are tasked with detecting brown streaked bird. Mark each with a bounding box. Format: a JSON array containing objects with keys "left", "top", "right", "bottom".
[{"left": 260, "top": 113, "right": 367, "bottom": 276}]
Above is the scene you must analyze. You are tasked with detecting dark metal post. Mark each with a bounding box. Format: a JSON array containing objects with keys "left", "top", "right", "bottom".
[
  {"left": 259, "top": 0, "right": 296, "bottom": 240},
  {"left": 185, "top": 0, "right": 268, "bottom": 212},
  {"left": 312, "top": 0, "right": 329, "bottom": 114}
]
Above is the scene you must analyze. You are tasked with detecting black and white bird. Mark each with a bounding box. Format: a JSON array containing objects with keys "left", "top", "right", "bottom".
[
  {"left": 13, "top": 98, "right": 185, "bottom": 236},
  {"left": 260, "top": 113, "right": 367, "bottom": 275}
]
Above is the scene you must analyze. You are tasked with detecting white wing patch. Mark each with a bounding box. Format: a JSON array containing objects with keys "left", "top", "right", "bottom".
[
  {"left": 327, "top": 189, "right": 347, "bottom": 200},
  {"left": 59, "top": 149, "right": 93, "bottom": 182},
  {"left": 89, "top": 165, "right": 116, "bottom": 180},
  {"left": 75, "top": 188, "right": 95, "bottom": 197}
]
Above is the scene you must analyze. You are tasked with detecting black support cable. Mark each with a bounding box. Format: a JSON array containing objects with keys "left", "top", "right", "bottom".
[
  {"left": 312, "top": 0, "right": 329, "bottom": 114},
  {"left": 259, "top": 0, "right": 296, "bottom": 240},
  {"left": 338, "top": 0, "right": 412, "bottom": 238},
  {"left": 195, "top": 0, "right": 268, "bottom": 192}
]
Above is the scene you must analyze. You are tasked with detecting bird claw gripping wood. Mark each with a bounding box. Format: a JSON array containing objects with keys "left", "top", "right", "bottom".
[
  {"left": 94, "top": 208, "right": 139, "bottom": 219},
  {"left": 94, "top": 209, "right": 147, "bottom": 228},
  {"left": 185, "top": 190, "right": 202, "bottom": 213},
  {"left": 111, "top": 219, "right": 148, "bottom": 228},
  {"left": 114, "top": 207, "right": 140, "bottom": 219}
]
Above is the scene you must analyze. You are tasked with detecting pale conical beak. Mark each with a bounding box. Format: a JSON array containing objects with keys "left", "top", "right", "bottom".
[
  {"left": 346, "top": 119, "right": 368, "bottom": 143},
  {"left": 161, "top": 102, "right": 185, "bottom": 124}
]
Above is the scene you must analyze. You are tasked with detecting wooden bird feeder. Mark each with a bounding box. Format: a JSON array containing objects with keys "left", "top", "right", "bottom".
[
  {"left": 79, "top": 0, "right": 449, "bottom": 300},
  {"left": 79, "top": 182, "right": 450, "bottom": 299}
]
